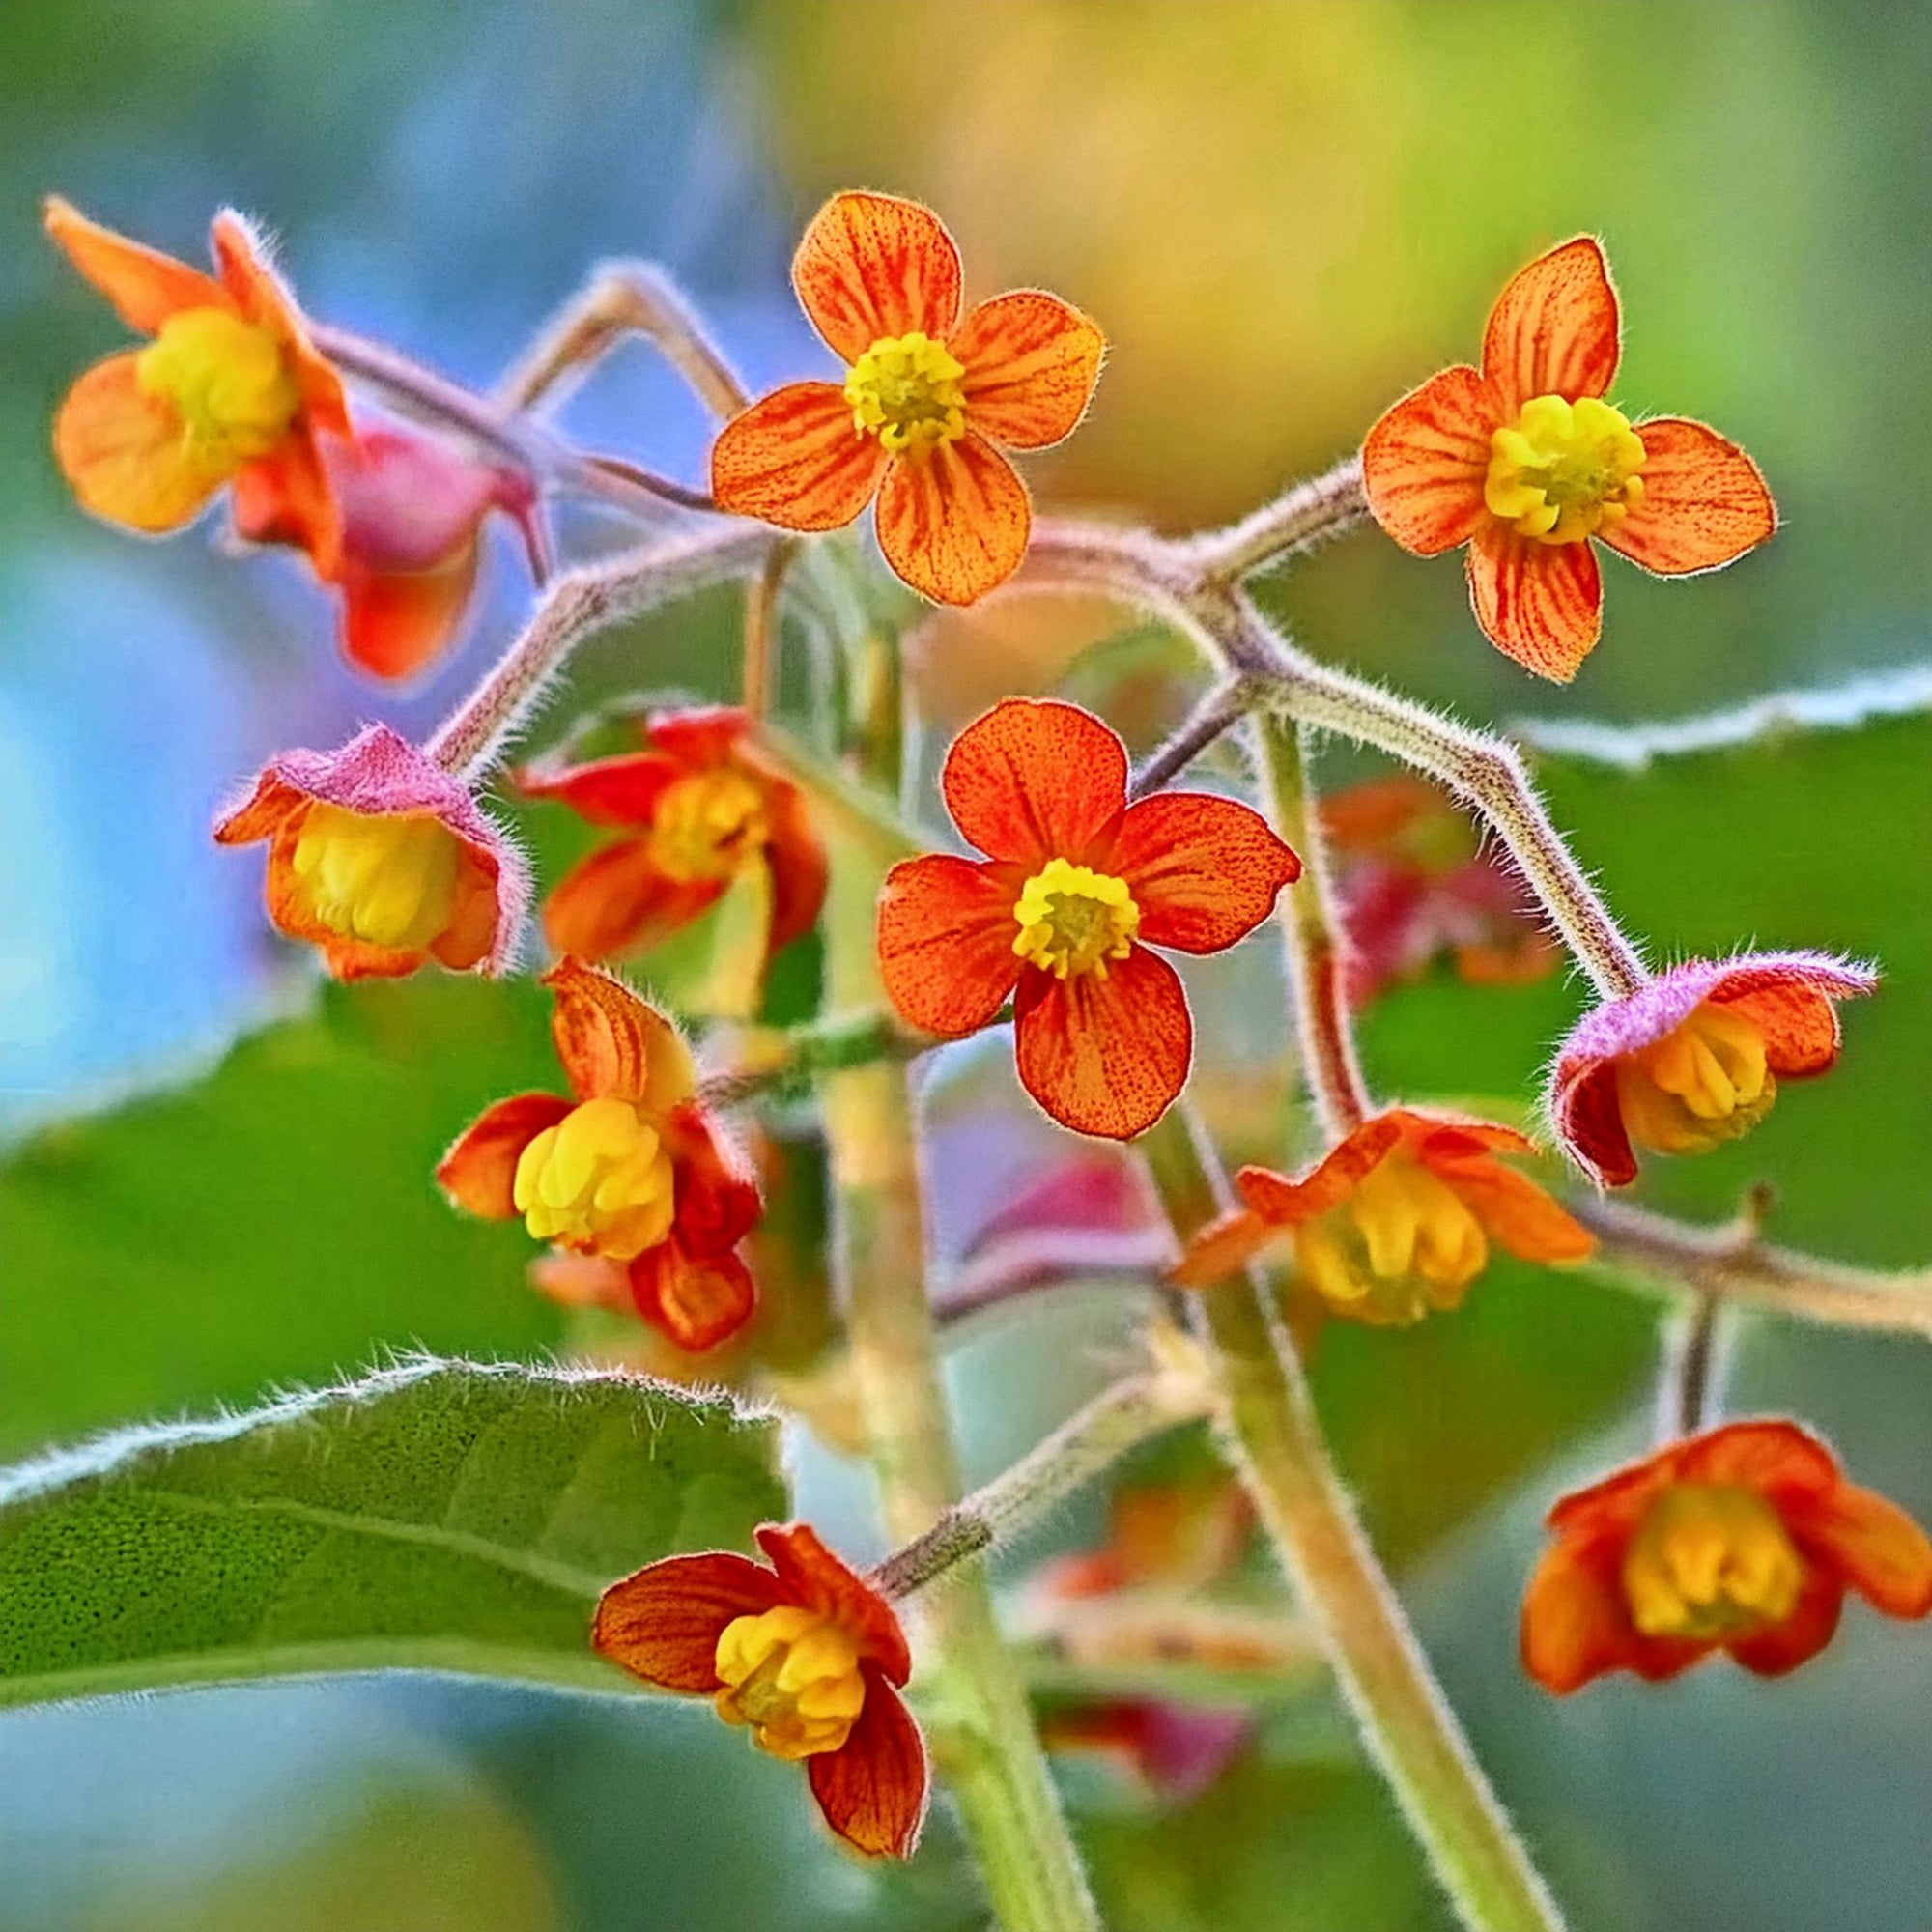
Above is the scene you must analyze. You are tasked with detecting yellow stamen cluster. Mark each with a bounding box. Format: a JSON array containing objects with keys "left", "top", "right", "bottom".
[
  {"left": 290, "top": 805, "right": 462, "bottom": 951},
  {"left": 1622, "top": 1484, "right": 1805, "bottom": 1640},
  {"left": 713, "top": 1605, "right": 867, "bottom": 1760},
  {"left": 1011, "top": 859, "right": 1141, "bottom": 980},
  {"left": 1293, "top": 1152, "right": 1489, "bottom": 1326},
  {"left": 136, "top": 306, "right": 299, "bottom": 464},
  {"left": 1486, "top": 393, "right": 1646, "bottom": 545},
  {"left": 511, "top": 1095, "right": 676, "bottom": 1260},
  {"left": 1616, "top": 1001, "right": 1776, "bottom": 1157},
  {"left": 648, "top": 769, "right": 770, "bottom": 884},
  {"left": 844, "top": 331, "right": 967, "bottom": 455}
]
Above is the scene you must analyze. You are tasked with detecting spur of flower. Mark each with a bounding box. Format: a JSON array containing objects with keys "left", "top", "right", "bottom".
[
  {"left": 593, "top": 1521, "right": 927, "bottom": 1857},
  {"left": 711, "top": 190, "right": 1104, "bottom": 606},
  {"left": 438, "top": 958, "right": 760, "bottom": 1351},
  {"left": 45, "top": 196, "right": 350, "bottom": 570},
  {"left": 1548, "top": 952, "right": 1876, "bottom": 1188},
  {"left": 213, "top": 723, "right": 526, "bottom": 980},
  {"left": 1361, "top": 236, "right": 1776, "bottom": 681},
  {"left": 1521, "top": 1419, "right": 1932, "bottom": 1692},
  {"left": 1171, "top": 1108, "right": 1594, "bottom": 1325},
  {"left": 877, "top": 697, "right": 1300, "bottom": 1140},
  {"left": 517, "top": 706, "right": 826, "bottom": 973}
]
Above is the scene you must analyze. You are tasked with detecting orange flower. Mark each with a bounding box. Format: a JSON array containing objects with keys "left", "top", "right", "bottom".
[
  {"left": 45, "top": 197, "right": 350, "bottom": 572},
  {"left": 438, "top": 958, "right": 760, "bottom": 1351},
  {"left": 1522, "top": 1419, "right": 1932, "bottom": 1692},
  {"left": 1361, "top": 238, "right": 1776, "bottom": 681},
  {"left": 877, "top": 698, "right": 1299, "bottom": 1140},
  {"left": 518, "top": 706, "right": 826, "bottom": 972},
  {"left": 710, "top": 191, "right": 1104, "bottom": 606},
  {"left": 594, "top": 1521, "right": 927, "bottom": 1858},
  {"left": 1171, "top": 1107, "right": 1594, "bottom": 1325}
]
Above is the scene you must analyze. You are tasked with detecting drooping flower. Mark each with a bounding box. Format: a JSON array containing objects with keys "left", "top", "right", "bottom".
[
  {"left": 517, "top": 706, "right": 827, "bottom": 973},
  {"left": 45, "top": 196, "right": 350, "bottom": 570},
  {"left": 1521, "top": 1419, "right": 1932, "bottom": 1692},
  {"left": 711, "top": 190, "right": 1104, "bottom": 606},
  {"left": 1548, "top": 952, "right": 1876, "bottom": 1188},
  {"left": 877, "top": 698, "right": 1300, "bottom": 1140},
  {"left": 438, "top": 957, "right": 760, "bottom": 1351},
  {"left": 1361, "top": 237, "right": 1776, "bottom": 680},
  {"left": 593, "top": 1521, "right": 927, "bottom": 1857},
  {"left": 213, "top": 723, "right": 526, "bottom": 980},
  {"left": 1171, "top": 1107, "right": 1594, "bottom": 1325}
]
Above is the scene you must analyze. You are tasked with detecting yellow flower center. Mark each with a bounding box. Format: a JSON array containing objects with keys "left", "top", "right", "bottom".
[
  {"left": 1011, "top": 859, "right": 1142, "bottom": 980},
  {"left": 1485, "top": 394, "right": 1646, "bottom": 545},
  {"left": 289, "top": 804, "right": 462, "bottom": 952},
  {"left": 511, "top": 1095, "right": 676, "bottom": 1260},
  {"left": 1615, "top": 1001, "right": 1776, "bottom": 1158},
  {"left": 1293, "top": 1151, "right": 1489, "bottom": 1326},
  {"left": 1622, "top": 1484, "right": 1805, "bottom": 1640},
  {"left": 647, "top": 769, "right": 770, "bottom": 884},
  {"left": 135, "top": 306, "right": 300, "bottom": 464},
  {"left": 843, "top": 330, "right": 967, "bottom": 456},
  {"left": 713, "top": 1604, "right": 867, "bottom": 1761}
]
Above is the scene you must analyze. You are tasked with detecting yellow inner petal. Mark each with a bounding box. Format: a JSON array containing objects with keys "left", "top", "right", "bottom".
[
  {"left": 289, "top": 804, "right": 462, "bottom": 952},
  {"left": 136, "top": 305, "right": 300, "bottom": 466},
  {"left": 511, "top": 1095, "right": 676, "bottom": 1260},
  {"left": 1011, "top": 858, "right": 1141, "bottom": 980},
  {"left": 1485, "top": 393, "right": 1646, "bottom": 545},
  {"left": 844, "top": 330, "right": 968, "bottom": 456},
  {"left": 713, "top": 1604, "right": 867, "bottom": 1760},
  {"left": 1615, "top": 1000, "right": 1776, "bottom": 1157},
  {"left": 1622, "top": 1483, "right": 1805, "bottom": 1640},
  {"left": 1292, "top": 1151, "right": 1488, "bottom": 1326},
  {"left": 647, "top": 769, "right": 770, "bottom": 884}
]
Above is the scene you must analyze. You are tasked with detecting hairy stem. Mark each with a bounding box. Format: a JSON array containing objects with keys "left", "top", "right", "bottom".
[
  {"left": 1180, "top": 452, "right": 1370, "bottom": 582},
  {"left": 1128, "top": 675, "right": 1253, "bottom": 799}
]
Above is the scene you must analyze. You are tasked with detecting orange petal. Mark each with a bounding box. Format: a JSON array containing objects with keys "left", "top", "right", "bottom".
[
  {"left": 710, "top": 381, "right": 885, "bottom": 532},
  {"left": 436, "top": 1092, "right": 574, "bottom": 1219},
  {"left": 1678, "top": 1418, "right": 1838, "bottom": 1499},
  {"left": 1360, "top": 365, "right": 1496, "bottom": 556},
  {"left": 876, "top": 855, "right": 1022, "bottom": 1037},
  {"left": 629, "top": 1240, "right": 756, "bottom": 1353},
  {"left": 1465, "top": 523, "right": 1603, "bottom": 681},
  {"left": 940, "top": 696, "right": 1127, "bottom": 867},
  {"left": 668, "top": 1106, "right": 762, "bottom": 1258},
  {"left": 43, "top": 196, "right": 225, "bottom": 332},
  {"left": 233, "top": 431, "right": 345, "bottom": 581},
  {"left": 952, "top": 291, "right": 1104, "bottom": 450},
  {"left": 1169, "top": 1207, "right": 1272, "bottom": 1290},
  {"left": 808, "top": 1670, "right": 929, "bottom": 1859},
  {"left": 1520, "top": 1541, "right": 1652, "bottom": 1693},
  {"left": 208, "top": 210, "right": 349, "bottom": 440},
  {"left": 1726, "top": 1568, "right": 1843, "bottom": 1678},
  {"left": 1480, "top": 237, "right": 1621, "bottom": 413},
  {"left": 1234, "top": 1114, "right": 1407, "bottom": 1228},
  {"left": 1603, "top": 416, "right": 1776, "bottom": 577},
  {"left": 543, "top": 956, "right": 696, "bottom": 1111},
  {"left": 517, "top": 750, "right": 686, "bottom": 828},
  {"left": 1442, "top": 1159, "right": 1596, "bottom": 1265},
  {"left": 1013, "top": 944, "right": 1191, "bottom": 1141},
  {"left": 52, "top": 353, "right": 229, "bottom": 533},
  {"left": 756, "top": 1522, "right": 912, "bottom": 1683},
  {"left": 592, "top": 1550, "right": 785, "bottom": 1691},
  {"left": 874, "top": 434, "right": 1032, "bottom": 606},
  {"left": 792, "top": 190, "right": 962, "bottom": 363},
  {"left": 1104, "top": 792, "right": 1299, "bottom": 954},
  {"left": 432, "top": 846, "right": 506, "bottom": 975},
  {"left": 543, "top": 839, "right": 724, "bottom": 962},
  {"left": 337, "top": 545, "right": 480, "bottom": 682},
  {"left": 1790, "top": 1483, "right": 1932, "bottom": 1619},
  {"left": 761, "top": 776, "right": 830, "bottom": 956}
]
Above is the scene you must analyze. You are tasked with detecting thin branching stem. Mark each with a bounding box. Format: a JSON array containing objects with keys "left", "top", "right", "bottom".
[
  {"left": 1179, "top": 452, "right": 1370, "bottom": 583},
  {"left": 1128, "top": 675, "right": 1254, "bottom": 798}
]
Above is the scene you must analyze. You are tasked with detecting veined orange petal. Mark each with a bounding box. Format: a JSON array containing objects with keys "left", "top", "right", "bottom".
[
  {"left": 952, "top": 291, "right": 1104, "bottom": 450},
  {"left": 1789, "top": 1483, "right": 1932, "bottom": 1619},
  {"left": 808, "top": 1671, "right": 928, "bottom": 1859},
  {"left": 592, "top": 1550, "right": 785, "bottom": 1691},
  {"left": 792, "top": 190, "right": 962, "bottom": 364},
  {"left": 1465, "top": 522, "right": 1603, "bottom": 681},
  {"left": 543, "top": 956, "right": 696, "bottom": 1112},
  {"left": 755, "top": 1523, "right": 912, "bottom": 1683},
  {"left": 710, "top": 381, "right": 885, "bottom": 531},
  {"left": 1604, "top": 416, "right": 1776, "bottom": 577},
  {"left": 1441, "top": 1159, "right": 1595, "bottom": 1265},
  {"left": 630, "top": 1240, "right": 756, "bottom": 1353},
  {"left": 436, "top": 1091, "right": 575, "bottom": 1219},
  {"left": 1103, "top": 792, "right": 1299, "bottom": 954},
  {"left": 876, "top": 854, "right": 1022, "bottom": 1037},
  {"left": 43, "top": 196, "right": 227, "bottom": 332},
  {"left": 543, "top": 839, "right": 724, "bottom": 962},
  {"left": 52, "top": 353, "right": 230, "bottom": 533},
  {"left": 1480, "top": 237, "right": 1621, "bottom": 413},
  {"left": 940, "top": 697, "right": 1128, "bottom": 867},
  {"left": 234, "top": 430, "right": 345, "bottom": 581},
  {"left": 1360, "top": 364, "right": 1496, "bottom": 556},
  {"left": 338, "top": 544, "right": 480, "bottom": 681},
  {"left": 874, "top": 432, "right": 1031, "bottom": 605}
]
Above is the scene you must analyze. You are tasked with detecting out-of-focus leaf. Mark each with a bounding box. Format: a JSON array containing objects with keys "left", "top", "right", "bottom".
[{"left": 0, "top": 1357, "right": 785, "bottom": 1708}]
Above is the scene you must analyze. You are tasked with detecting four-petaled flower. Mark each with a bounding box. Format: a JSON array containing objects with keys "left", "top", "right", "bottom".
[
  {"left": 1362, "top": 237, "right": 1777, "bottom": 681},
  {"left": 518, "top": 706, "right": 827, "bottom": 974},
  {"left": 1548, "top": 952, "right": 1876, "bottom": 1187},
  {"left": 593, "top": 1521, "right": 927, "bottom": 1858},
  {"left": 877, "top": 698, "right": 1300, "bottom": 1140},
  {"left": 1522, "top": 1419, "right": 1932, "bottom": 1692},
  {"left": 438, "top": 957, "right": 760, "bottom": 1350},
  {"left": 46, "top": 197, "right": 350, "bottom": 572},
  {"left": 1171, "top": 1108, "right": 1594, "bottom": 1325},
  {"left": 213, "top": 723, "right": 527, "bottom": 980},
  {"left": 711, "top": 191, "right": 1104, "bottom": 606}
]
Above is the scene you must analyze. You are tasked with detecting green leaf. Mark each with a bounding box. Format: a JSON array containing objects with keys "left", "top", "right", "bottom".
[{"left": 0, "top": 1357, "right": 786, "bottom": 1709}]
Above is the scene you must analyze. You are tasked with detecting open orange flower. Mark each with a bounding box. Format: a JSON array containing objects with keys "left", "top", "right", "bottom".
[
  {"left": 1361, "top": 237, "right": 1776, "bottom": 681},
  {"left": 711, "top": 191, "right": 1104, "bottom": 606},
  {"left": 594, "top": 1521, "right": 927, "bottom": 1858},
  {"left": 517, "top": 706, "right": 826, "bottom": 972},
  {"left": 438, "top": 958, "right": 760, "bottom": 1351},
  {"left": 878, "top": 698, "right": 1299, "bottom": 1140},
  {"left": 1522, "top": 1420, "right": 1932, "bottom": 1692},
  {"left": 1172, "top": 1107, "right": 1594, "bottom": 1325},
  {"left": 45, "top": 197, "right": 350, "bottom": 572}
]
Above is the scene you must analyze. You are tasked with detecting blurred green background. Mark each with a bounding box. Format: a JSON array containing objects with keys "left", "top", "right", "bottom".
[{"left": 2, "top": 3, "right": 1928, "bottom": 1929}]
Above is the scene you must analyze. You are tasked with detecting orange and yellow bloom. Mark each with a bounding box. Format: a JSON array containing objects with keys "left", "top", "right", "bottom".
[
  {"left": 594, "top": 1521, "right": 927, "bottom": 1857},
  {"left": 438, "top": 958, "right": 760, "bottom": 1351},
  {"left": 1522, "top": 1420, "right": 1932, "bottom": 1692},
  {"left": 711, "top": 191, "right": 1104, "bottom": 606},
  {"left": 878, "top": 698, "right": 1299, "bottom": 1140},
  {"left": 1362, "top": 237, "right": 1776, "bottom": 680}
]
